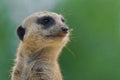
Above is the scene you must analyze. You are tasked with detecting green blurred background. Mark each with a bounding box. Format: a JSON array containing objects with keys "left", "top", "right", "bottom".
[{"left": 0, "top": 0, "right": 120, "bottom": 80}]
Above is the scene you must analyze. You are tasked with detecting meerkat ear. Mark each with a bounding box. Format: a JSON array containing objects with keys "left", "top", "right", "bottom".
[{"left": 17, "top": 25, "right": 25, "bottom": 41}]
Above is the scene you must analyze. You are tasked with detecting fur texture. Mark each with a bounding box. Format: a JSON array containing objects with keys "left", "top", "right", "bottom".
[{"left": 11, "top": 11, "right": 70, "bottom": 80}]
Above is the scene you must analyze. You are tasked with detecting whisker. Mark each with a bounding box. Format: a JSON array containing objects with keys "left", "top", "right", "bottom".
[{"left": 65, "top": 46, "right": 76, "bottom": 59}]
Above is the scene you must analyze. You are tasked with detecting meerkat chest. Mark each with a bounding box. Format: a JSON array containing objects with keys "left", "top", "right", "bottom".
[{"left": 21, "top": 59, "right": 62, "bottom": 80}]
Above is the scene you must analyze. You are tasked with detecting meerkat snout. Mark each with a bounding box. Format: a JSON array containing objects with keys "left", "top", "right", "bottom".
[{"left": 61, "top": 27, "right": 69, "bottom": 33}]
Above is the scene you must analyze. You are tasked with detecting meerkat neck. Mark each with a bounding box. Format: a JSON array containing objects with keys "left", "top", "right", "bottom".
[{"left": 18, "top": 42, "right": 63, "bottom": 64}]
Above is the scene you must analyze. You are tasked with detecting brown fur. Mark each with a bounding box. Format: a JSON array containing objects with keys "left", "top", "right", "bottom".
[{"left": 11, "top": 11, "right": 70, "bottom": 80}]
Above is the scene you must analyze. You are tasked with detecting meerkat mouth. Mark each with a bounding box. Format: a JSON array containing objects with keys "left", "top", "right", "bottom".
[
  {"left": 46, "top": 31, "right": 68, "bottom": 38},
  {"left": 45, "top": 27, "right": 69, "bottom": 38}
]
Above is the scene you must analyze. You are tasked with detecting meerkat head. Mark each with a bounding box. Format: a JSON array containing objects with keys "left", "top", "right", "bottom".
[{"left": 17, "top": 11, "right": 70, "bottom": 49}]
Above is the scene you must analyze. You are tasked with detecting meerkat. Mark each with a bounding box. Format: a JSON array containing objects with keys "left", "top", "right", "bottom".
[{"left": 11, "top": 11, "right": 70, "bottom": 80}]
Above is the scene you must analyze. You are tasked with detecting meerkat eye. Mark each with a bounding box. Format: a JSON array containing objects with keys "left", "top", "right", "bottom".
[
  {"left": 61, "top": 18, "right": 65, "bottom": 22},
  {"left": 36, "top": 16, "right": 55, "bottom": 28}
]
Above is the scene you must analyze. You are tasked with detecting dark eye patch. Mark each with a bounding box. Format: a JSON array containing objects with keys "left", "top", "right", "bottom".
[
  {"left": 61, "top": 18, "right": 65, "bottom": 22},
  {"left": 36, "top": 16, "right": 55, "bottom": 28},
  {"left": 17, "top": 25, "right": 25, "bottom": 41}
]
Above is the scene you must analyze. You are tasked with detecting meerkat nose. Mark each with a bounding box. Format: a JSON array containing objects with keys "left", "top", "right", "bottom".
[{"left": 61, "top": 27, "right": 69, "bottom": 33}]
